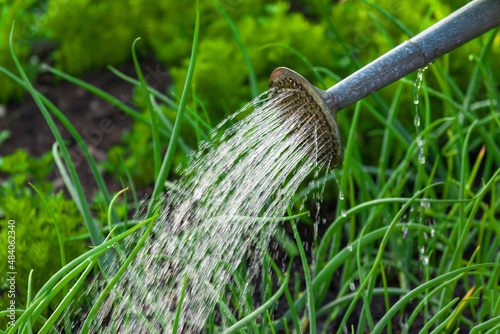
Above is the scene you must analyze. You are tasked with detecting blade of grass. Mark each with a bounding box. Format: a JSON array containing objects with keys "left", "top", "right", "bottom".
[
  {"left": 379, "top": 263, "right": 391, "bottom": 333},
  {"left": 418, "top": 298, "right": 460, "bottom": 334},
  {"left": 25, "top": 270, "right": 34, "bottom": 334},
  {"left": 146, "top": 0, "right": 200, "bottom": 218},
  {"left": 80, "top": 216, "right": 156, "bottom": 334},
  {"left": 341, "top": 101, "right": 362, "bottom": 189},
  {"left": 106, "top": 65, "right": 212, "bottom": 135},
  {"left": 31, "top": 215, "right": 157, "bottom": 306},
  {"left": 29, "top": 183, "right": 66, "bottom": 268},
  {"left": 312, "top": 0, "right": 360, "bottom": 68},
  {"left": 470, "top": 315, "right": 500, "bottom": 333},
  {"left": 9, "top": 22, "right": 101, "bottom": 245},
  {"left": 51, "top": 142, "right": 78, "bottom": 208},
  {"left": 132, "top": 37, "right": 161, "bottom": 178},
  {"left": 378, "top": 83, "right": 404, "bottom": 185},
  {"left": 29, "top": 182, "right": 72, "bottom": 332},
  {"left": 150, "top": 95, "right": 192, "bottom": 153},
  {"left": 336, "top": 183, "right": 443, "bottom": 333},
  {"left": 106, "top": 188, "right": 129, "bottom": 259},
  {"left": 216, "top": 1, "right": 258, "bottom": 98},
  {"left": 317, "top": 287, "right": 409, "bottom": 318},
  {"left": 0, "top": 66, "right": 120, "bottom": 224},
  {"left": 38, "top": 261, "right": 95, "bottom": 334},
  {"left": 119, "top": 155, "right": 139, "bottom": 209},
  {"left": 287, "top": 206, "right": 316, "bottom": 334},
  {"left": 367, "top": 11, "right": 395, "bottom": 48},
  {"left": 274, "top": 222, "right": 442, "bottom": 332},
  {"left": 223, "top": 274, "right": 290, "bottom": 334},
  {"left": 359, "top": 0, "right": 414, "bottom": 37},
  {"left": 9, "top": 251, "right": 102, "bottom": 333},
  {"left": 39, "top": 64, "right": 172, "bottom": 138},
  {"left": 172, "top": 273, "right": 188, "bottom": 334},
  {"left": 65, "top": 220, "right": 142, "bottom": 242},
  {"left": 259, "top": 43, "right": 326, "bottom": 89},
  {"left": 372, "top": 264, "right": 493, "bottom": 334},
  {"left": 191, "top": 82, "right": 201, "bottom": 146},
  {"left": 0, "top": 130, "right": 11, "bottom": 146},
  {"left": 267, "top": 311, "right": 276, "bottom": 334}
]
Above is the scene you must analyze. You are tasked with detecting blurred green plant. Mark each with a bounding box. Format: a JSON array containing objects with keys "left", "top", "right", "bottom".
[
  {"left": 0, "top": 0, "right": 39, "bottom": 102},
  {"left": 1, "top": 1, "right": 500, "bottom": 332},
  {"left": 0, "top": 149, "right": 85, "bottom": 328}
]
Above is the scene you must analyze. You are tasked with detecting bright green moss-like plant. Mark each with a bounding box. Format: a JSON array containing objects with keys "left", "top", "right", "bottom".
[
  {"left": 0, "top": 150, "right": 85, "bottom": 329},
  {"left": 0, "top": 1, "right": 39, "bottom": 103},
  {"left": 170, "top": 3, "right": 333, "bottom": 119}
]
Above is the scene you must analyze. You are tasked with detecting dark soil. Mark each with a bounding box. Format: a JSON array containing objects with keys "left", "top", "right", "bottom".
[{"left": 0, "top": 56, "right": 170, "bottom": 199}]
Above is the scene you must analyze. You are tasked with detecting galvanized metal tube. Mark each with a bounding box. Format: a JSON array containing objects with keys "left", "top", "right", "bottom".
[{"left": 325, "top": 0, "right": 500, "bottom": 113}]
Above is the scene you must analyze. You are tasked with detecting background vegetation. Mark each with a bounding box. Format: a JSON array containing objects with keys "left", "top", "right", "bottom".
[{"left": 0, "top": 0, "right": 499, "bottom": 332}]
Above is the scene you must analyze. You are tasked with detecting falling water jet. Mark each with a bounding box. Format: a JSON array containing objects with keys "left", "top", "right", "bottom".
[{"left": 79, "top": 87, "right": 333, "bottom": 333}]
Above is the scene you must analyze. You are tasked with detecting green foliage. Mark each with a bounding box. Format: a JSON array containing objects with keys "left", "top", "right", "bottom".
[
  {"left": 39, "top": 0, "right": 267, "bottom": 76},
  {"left": 0, "top": 0, "right": 39, "bottom": 102},
  {"left": 0, "top": 150, "right": 85, "bottom": 328},
  {"left": 328, "top": 0, "right": 500, "bottom": 86},
  {"left": 2, "top": 1, "right": 500, "bottom": 332},
  {"left": 0, "top": 149, "right": 52, "bottom": 189},
  {"left": 42, "top": 0, "right": 141, "bottom": 75},
  {"left": 105, "top": 121, "right": 155, "bottom": 187},
  {"left": 170, "top": 3, "right": 332, "bottom": 118},
  {"left": 104, "top": 110, "right": 191, "bottom": 187}
]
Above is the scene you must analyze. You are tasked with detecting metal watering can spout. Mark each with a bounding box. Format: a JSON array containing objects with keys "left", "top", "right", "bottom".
[{"left": 269, "top": 0, "right": 500, "bottom": 169}]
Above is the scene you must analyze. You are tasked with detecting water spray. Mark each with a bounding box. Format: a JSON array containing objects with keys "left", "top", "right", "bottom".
[{"left": 269, "top": 0, "right": 500, "bottom": 169}]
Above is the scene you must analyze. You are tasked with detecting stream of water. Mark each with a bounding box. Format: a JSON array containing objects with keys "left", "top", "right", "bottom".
[
  {"left": 414, "top": 66, "right": 428, "bottom": 165},
  {"left": 76, "top": 87, "right": 333, "bottom": 333}
]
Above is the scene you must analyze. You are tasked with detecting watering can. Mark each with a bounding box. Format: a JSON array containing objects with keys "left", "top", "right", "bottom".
[{"left": 269, "top": 0, "right": 500, "bottom": 169}]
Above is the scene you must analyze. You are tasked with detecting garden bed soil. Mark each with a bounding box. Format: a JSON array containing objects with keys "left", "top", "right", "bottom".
[{"left": 0, "top": 57, "right": 170, "bottom": 199}]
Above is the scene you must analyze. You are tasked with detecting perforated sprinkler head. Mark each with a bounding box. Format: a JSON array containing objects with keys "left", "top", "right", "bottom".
[{"left": 268, "top": 67, "right": 343, "bottom": 170}]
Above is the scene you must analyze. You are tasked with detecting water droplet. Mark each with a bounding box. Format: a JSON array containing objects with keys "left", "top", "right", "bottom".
[
  {"left": 414, "top": 66, "right": 428, "bottom": 166},
  {"left": 339, "top": 191, "right": 344, "bottom": 200},
  {"left": 418, "top": 153, "right": 426, "bottom": 165},
  {"left": 424, "top": 232, "right": 428, "bottom": 240},
  {"left": 402, "top": 227, "right": 409, "bottom": 240},
  {"left": 431, "top": 229, "right": 435, "bottom": 237},
  {"left": 347, "top": 243, "right": 353, "bottom": 252},
  {"left": 349, "top": 282, "right": 356, "bottom": 291},
  {"left": 341, "top": 209, "right": 347, "bottom": 217},
  {"left": 420, "top": 247, "right": 425, "bottom": 254},
  {"left": 422, "top": 256, "right": 429, "bottom": 266}
]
